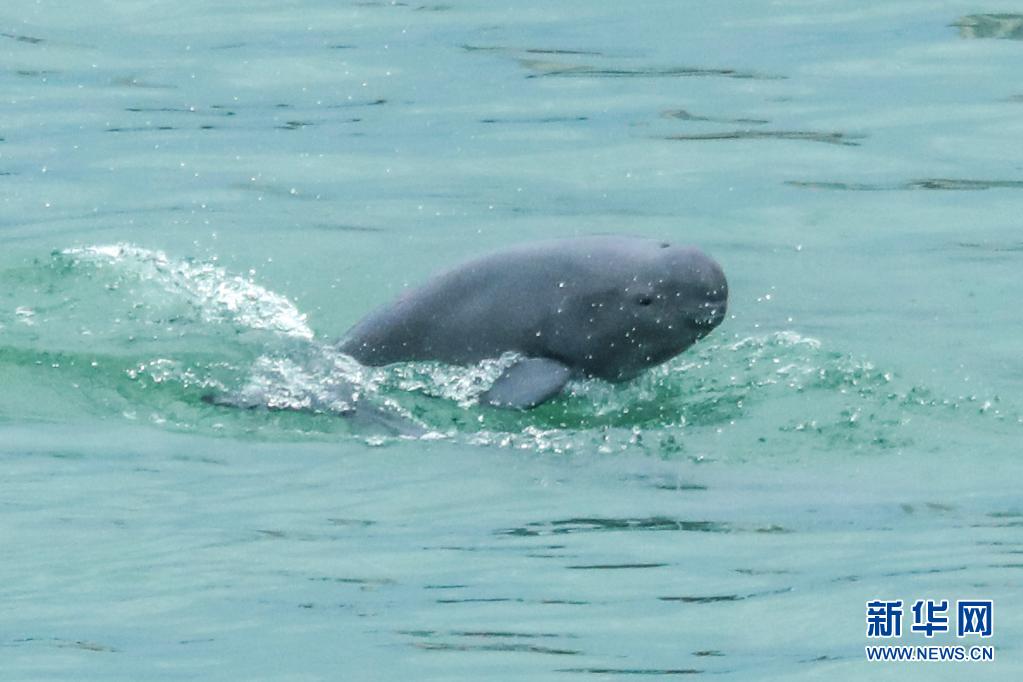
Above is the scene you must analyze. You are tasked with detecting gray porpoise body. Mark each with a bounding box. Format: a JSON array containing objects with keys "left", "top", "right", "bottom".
[{"left": 338, "top": 236, "right": 727, "bottom": 407}]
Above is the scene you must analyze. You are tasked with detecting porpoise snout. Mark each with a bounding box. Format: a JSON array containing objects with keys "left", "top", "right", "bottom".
[{"left": 680, "top": 249, "right": 728, "bottom": 330}]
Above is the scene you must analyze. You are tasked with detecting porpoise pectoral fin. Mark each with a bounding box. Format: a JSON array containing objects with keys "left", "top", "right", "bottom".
[{"left": 480, "top": 357, "right": 572, "bottom": 410}]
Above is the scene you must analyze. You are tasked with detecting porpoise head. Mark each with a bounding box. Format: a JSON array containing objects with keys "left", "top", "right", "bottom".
[{"left": 545, "top": 240, "right": 728, "bottom": 381}]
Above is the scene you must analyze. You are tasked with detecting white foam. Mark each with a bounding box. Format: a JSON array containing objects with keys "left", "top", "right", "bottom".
[{"left": 62, "top": 244, "right": 314, "bottom": 339}]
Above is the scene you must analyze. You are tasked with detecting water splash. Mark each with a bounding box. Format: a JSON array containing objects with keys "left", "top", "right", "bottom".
[{"left": 60, "top": 244, "right": 313, "bottom": 340}]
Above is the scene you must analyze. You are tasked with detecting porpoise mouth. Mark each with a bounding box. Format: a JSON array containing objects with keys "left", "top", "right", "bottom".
[
  {"left": 690, "top": 293, "right": 728, "bottom": 330},
  {"left": 683, "top": 307, "right": 722, "bottom": 342}
]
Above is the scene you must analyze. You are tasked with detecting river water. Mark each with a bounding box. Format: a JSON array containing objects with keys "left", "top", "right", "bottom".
[{"left": 2, "top": 2, "right": 1021, "bottom": 679}]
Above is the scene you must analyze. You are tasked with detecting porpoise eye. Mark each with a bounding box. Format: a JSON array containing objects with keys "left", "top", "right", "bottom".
[
  {"left": 659, "top": 242, "right": 670, "bottom": 249},
  {"left": 637, "top": 295, "right": 653, "bottom": 306}
]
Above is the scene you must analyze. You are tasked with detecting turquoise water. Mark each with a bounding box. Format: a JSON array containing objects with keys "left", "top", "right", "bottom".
[{"left": 2, "top": 1, "right": 1021, "bottom": 679}]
